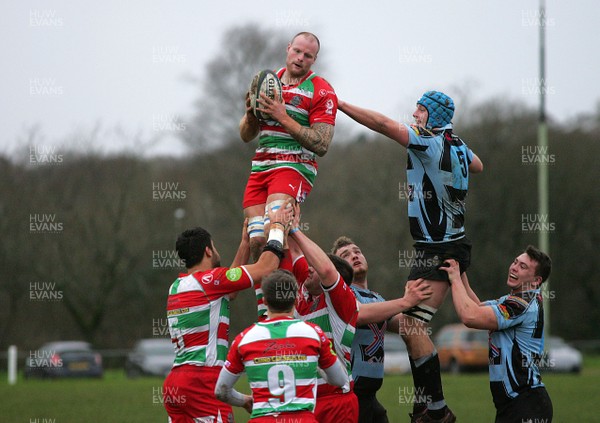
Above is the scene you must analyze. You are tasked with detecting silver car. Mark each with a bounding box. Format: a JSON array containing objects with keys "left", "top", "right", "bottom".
[
  {"left": 125, "top": 338, "right": 175, "bottom": 378},
  {"left": 383, "top": 335, "right": 411, "bottom": 375},
  {"left": 541, "top": 336, "right": 582, "bottom": 374}
]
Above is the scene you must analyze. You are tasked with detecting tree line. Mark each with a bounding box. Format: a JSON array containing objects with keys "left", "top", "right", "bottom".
[
  {"left": 2, "top": 24, "right": 599, "bottom": 353},
  {"left": 1, "top": 96, "right": 599, "bottom": 352}
]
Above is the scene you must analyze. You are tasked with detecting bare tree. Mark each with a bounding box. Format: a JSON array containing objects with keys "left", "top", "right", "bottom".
[{"left": 182, "top": 24, "right": 289, "bottom": 149}]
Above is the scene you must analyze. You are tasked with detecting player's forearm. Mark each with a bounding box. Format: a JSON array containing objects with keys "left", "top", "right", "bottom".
[
  {"left": 322, "top": 358, "right": 350, "bottom": 388},
  {"left": 214, "top": 370, "right": 249, "bottom": 407},
  {"left": 357, "top": 298, "right": 412, "bottom": 325},
  {"left": 451, "top": 280, "right": 483, "bottom": 328},
  {"left": 277, "top": 115, "right": 333, "bottom": 157},
  {"left": 230, "top": 239, "right": 250, "bottom": 268},
  {"left": 239, "top": 114, "right": 259, "bottom": 142},
  {"left": 339, "top": 101, "right": 391, "bottom": 136},
  {"left": 461, "top": 273, "right": 482, "bottom": 304},
  {"left": 290, "top": 230, "right": 337, "bottom": 286}
]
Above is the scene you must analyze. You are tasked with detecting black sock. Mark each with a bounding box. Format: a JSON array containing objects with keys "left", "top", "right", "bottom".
[
  {"left": 413, "top": 352, "right": 447, "bottom": 418},
  {"left": 409, "top": 357, "right": 427, "bottom": 415}
]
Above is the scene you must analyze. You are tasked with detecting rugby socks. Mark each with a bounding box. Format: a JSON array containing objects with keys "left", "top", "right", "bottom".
[
  {"left": 412, "top": 351, "right": 448, "bottom": 419},
  {"left": 409, "top": 357, "right": 427, "bottom": 416}
]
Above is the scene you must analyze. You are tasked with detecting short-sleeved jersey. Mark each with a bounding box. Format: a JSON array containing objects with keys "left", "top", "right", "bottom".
[
  {"left": 350, "top": 286, "right": 387, "bottom": 393},
  {"left": 484, "top": 289, "right": 546, "bottom": 409},
  {"left": 404, "top": 124, "right": 474, "bottom": 243},
  {"left": 294, "top": 258, "right": 358, "bottom": 397},
  {"left": 166, "top": 266, "right": 253, "bottom": 368},
  {"left": 224, "top": 317, "right": 338, "bottom": 418},
  {"left": 250, "top": 68, "right": 337, "bottom": 186}
]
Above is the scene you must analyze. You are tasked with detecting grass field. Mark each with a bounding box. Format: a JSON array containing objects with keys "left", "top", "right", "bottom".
[{"left": 1, "top": 356, "right": 599, "bottom": 422}]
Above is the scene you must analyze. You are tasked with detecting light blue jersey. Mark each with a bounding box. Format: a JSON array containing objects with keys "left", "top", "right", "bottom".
[
  {"left": 484, "top": 289, "right": 546, "bottom": 409},
  {"left": 404, "top": 124, "right": 474, "bottom": 243},
  {"left": 350, "top": 285, "right": 386, "bottom": 394}
]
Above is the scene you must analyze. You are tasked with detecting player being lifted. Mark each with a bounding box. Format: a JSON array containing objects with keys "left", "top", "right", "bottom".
[{"left": 240, "top": 31, "right": 337, "bottom": 262}]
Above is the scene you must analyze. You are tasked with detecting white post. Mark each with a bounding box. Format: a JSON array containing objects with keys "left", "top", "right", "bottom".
[{"left": 8, "top": 345, "right": 17, "bottom": 385}]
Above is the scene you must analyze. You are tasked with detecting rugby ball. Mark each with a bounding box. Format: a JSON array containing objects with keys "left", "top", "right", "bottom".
[{"left": 249, "top": 69, "right": 283, "bottom": 121}]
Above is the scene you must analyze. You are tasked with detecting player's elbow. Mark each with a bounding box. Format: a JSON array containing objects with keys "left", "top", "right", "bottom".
[
  {"left": 461, "top": 316, "right": 479, "bottom": 329},
  {"left": 214, "top": 385, "right": 229, "bottom": 403},
  {"left": 314, "top": 146, "right": 328, "bottom": 157},
  {"left": 469, "top": 157, "right": 484, "bottom": 174},
  {"left": 240, "top": 130, "right": 257, "bottom": 143},
  {"left": 470, "top": 164, "right": 483, "bottom": 174}
]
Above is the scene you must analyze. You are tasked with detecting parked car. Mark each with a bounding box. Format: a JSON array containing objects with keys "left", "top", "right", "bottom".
[
  {"left": 24, "top": 341, "right": 103, "bottom": 379},
  {"left": 125, "top": 338, "right": 175, "bottom": 378},
  {"left": 541, "top": 336, "right": 582, "bottom": 374},
  {"left": 383, "top": 335, "right": 411, "bottom": 375},
  {"left": 435, "top": 324, "right": 489, "bottom": 373}
]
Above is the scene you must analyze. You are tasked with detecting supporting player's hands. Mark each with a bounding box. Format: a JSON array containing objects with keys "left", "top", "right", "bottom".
[
  {"left": 290, "top": 202, "right": 302, "bottom": 235},
  {"left": 257, "top": 92, "right": 287, "bottom": 122},
  {"left": 404, "top": 278, "right": 433, "bottom": 307},
  {"left": 267, "top": 199, "right": 295, "bottom": 234},
  {"left": 439, "top": 259, "right": 460, "bottom": 285}
]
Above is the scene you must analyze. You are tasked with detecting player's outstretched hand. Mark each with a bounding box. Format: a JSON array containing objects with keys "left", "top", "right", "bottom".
[{"left": 404, "top": 278, "right": 433, "bottom": 307}]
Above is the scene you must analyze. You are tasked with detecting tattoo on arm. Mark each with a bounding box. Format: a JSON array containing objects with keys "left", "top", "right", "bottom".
[{"left": 295, "top": 123, "right": 334, "bottom": 157}]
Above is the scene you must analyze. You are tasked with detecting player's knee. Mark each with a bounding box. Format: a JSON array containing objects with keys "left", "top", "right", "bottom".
[
  {"left": 402, "top": 304, "right": 438, "bottom": 325},
  {"left": 399, "top": 311, "right": 435, "bottom": 345}
]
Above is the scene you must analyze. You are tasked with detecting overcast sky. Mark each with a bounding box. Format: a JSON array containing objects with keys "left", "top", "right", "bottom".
[{"left": 1, "top": 0, "right": 598, "bottom": 157}]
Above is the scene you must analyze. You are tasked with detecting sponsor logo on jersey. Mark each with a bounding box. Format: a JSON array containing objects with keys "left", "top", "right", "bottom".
[
  {"left": 290, "top": 95, "right": 302, "bottom": 107},
  {"left": 253, "top": 354, "right": 307, "bottom": 364},
  {"left": 201, "top": 274, "right": 213, "bottom": 284},
  {"left": 167, "top": 307, "right": 189, "bottom": 316},
  {"left": 264, "top": 341, "right": 297, "bottom": 352},
  {"left": 325, "top": 99, "right": 334, "bottom": 115},
  {"left": 226, "top": 268, "right": 243, "bottom": 282},
  {"left": 319, "top": 88, "right": 335, "bottom": 97}
]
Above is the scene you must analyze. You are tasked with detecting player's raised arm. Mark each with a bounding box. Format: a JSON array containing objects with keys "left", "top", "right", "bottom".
[
  {"left": 338, "top": 100, "right": 409, "bottom": 147},
  {"left": 357, "top": 279, "right": 433, "bottom": 326},
  {"left": 230, "top": 218, "right": 250, "bottom": 269},
  {"left": 289, "top": 204, "right": 338, "bottom": 287},
  {"left": 441, "top": 259, "right": 497, "bottom": 330}
]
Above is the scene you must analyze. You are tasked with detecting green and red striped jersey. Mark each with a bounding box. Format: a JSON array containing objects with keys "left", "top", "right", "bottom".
[
  {"left": 166, "top": 266, "right": 253, "bottom": 368},
  {"left": 224, "top": 316, "right": 339, "bottom": 418},
  {"left": 250, "top": 68, "right": 337, "bottom": 186}
]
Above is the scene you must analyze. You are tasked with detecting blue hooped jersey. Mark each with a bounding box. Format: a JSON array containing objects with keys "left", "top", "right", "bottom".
[
  {"left": 484, "top": 289, "right": 546, "bottom": 409},
  {"left": 404, "top": 124, "right": 474, "bottom": 243},
  {"left": 350, "top": 285, "right": 387, "bottom": 393}
]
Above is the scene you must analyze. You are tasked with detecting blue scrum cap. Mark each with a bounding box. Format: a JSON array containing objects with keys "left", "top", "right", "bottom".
[{"left": 417, "top": 91, "right": 455, "bottom": 129}]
